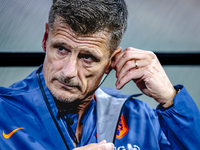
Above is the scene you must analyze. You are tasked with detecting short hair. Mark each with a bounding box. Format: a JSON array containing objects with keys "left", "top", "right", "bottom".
[{"left": 48, "top": 0, "right": 128, "bottom": 53}]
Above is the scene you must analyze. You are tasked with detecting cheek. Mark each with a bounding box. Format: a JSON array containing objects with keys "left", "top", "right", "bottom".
[
  {"left": 82, "top": 65, "right": 106, "bottom": 89},
  {"left": 43, "top": 53, "right": 63, "bottom": 82}
]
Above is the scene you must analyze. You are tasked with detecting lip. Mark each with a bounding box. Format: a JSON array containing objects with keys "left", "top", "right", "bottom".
[{"left": 57, "top": 80, "right": 76, "bottom": 90}]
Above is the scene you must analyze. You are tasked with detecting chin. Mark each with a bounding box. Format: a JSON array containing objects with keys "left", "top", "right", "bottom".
[
  {"left": 56, "top": 97, "right": 76, "bottom": 104},
  {"left": 50, "top": 88, "right": 81, "bottom": 103}
]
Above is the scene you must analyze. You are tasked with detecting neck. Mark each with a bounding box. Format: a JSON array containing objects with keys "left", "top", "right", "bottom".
[
  {"left": 55, "top": 96, "right": 93, "bottom": 147},
  {"left": 55, "top": 97, "right": 92, "bottom": 115}
]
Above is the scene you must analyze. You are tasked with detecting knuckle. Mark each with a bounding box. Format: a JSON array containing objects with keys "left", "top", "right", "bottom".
[
  {"left": 123, "top": 51, "right": 130, "bottom": 58},
  {"left": 147, "top": 51, "right": 156, "bottom": 59},
  {"left": 126, "top": 61, "right": 132, "bottom": 68},
  {"left": 125, "top": 47, "right": 133, "bottom": 51},
  {"left": 123, "top": 50, "right": 134, "bottom": 59}
]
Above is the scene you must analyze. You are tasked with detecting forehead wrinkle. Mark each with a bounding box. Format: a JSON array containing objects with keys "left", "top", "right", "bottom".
[
  {"left": 54, "top": 17, "right": 110, "bottom": 46},
  {"left": 50, "top": 23, "right": 109, "bottom": 57},
  {"left": 50, "top": 33, "right": 105, "bottom": 59},
  {"left": 63, "top": 26, "right": 108, "bottom": 48}
]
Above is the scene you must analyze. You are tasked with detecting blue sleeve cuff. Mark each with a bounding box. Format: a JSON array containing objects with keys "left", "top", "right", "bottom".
[
  {"left": 156, "top": 85, "right": 196, "bottom": 118},
  {"left": 156, "top": 85, "right": 200, "bottom": 149}
]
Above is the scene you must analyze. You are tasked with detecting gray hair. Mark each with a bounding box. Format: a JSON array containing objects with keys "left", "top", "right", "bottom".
[{"left": 48, "top": 0, "right": 128, "bottom": 53}]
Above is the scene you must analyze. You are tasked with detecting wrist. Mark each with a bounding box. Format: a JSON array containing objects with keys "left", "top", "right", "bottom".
[
  {"left": 162, "top": 99, "right": 173, "bottom": 108},
  {"left": 161, "top": 88, "right": 177, "bottom": 108}
]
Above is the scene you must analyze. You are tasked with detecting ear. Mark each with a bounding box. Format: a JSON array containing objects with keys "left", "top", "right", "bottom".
[
  {"left": 105, "top": 47, "right": 122, "bottom": 74},
  {"left": 42, "top": 23, "right": 49, "bottom": 52}
]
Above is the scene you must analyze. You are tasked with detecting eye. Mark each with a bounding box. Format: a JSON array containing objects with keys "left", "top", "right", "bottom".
[
  {"left": 83, "top": 54, "right": 92, "bottom": 60},
  {"left": 57, "top": 46, "right": 66, "bottom": 52},
  {"left": 82, "top": 54, "right": 93, "bottom": 61},
  {"left": 79, "top": 54, "right": 96, "bottom": 64},
  {"left": 55, "top": 46, "right": 70, "bottom": 55}
]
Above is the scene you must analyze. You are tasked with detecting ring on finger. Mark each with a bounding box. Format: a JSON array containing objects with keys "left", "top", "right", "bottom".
[{"left": 135, "top": 60, "right": 139, "bottom": 69}]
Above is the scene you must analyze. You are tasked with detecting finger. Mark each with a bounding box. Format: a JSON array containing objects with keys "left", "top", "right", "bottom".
[
  {"left": 99, "top": 143, "right": 114, "bottom": 150},
  {"left": 116, "top": 59, "right": 137, "bottom": 80},
  {"left": 73, "top": 141, "right": 114, "bottom": 150},
  {"left": 112, "top": 47, "right": 147, "bottom": 68},
  {"left": 98, "top": 140, "right": 107, "bottom": 145},
  {"left": 114, "top": 51, "right": 136, "bottom": 78},
  {"left": 116, "top": 67, "right": 145, "bottom": 90},
  {"left": 112, "top": 48, "right": 147, "bottom": 77},
  {"left": 117, "top": 59, "right": 150, "bottom": 81}
]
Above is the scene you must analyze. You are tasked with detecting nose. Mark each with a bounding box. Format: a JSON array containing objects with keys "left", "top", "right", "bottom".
[{"left": 62, "top": 57, "right": 78, "bottom": 79}]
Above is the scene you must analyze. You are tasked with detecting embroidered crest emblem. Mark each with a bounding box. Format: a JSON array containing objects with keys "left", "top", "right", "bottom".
[{"left": 116, "top": 115, "right": 129, "bottom": 139}]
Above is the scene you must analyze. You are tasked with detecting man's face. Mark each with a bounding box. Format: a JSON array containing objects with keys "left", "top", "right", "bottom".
[{"left": 42, "top": 18, "right": 112, "bottom": 103}]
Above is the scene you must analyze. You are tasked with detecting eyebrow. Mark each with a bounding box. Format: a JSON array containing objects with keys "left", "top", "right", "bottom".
[
  {"left": 50, "top": 40, "right": 72, "bottom": 49},
  {"left": 50, "top": 40, "right": 102, "bottom": 61}
]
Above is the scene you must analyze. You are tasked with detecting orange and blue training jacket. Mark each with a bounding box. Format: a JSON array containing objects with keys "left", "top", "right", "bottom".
[{"left": 0, "top": 66, "right": 200, "bottom": 150}]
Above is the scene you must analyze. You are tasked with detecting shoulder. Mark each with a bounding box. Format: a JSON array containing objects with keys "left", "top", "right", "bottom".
[
  {"left": 0, "top": 68, "right": 41, "bottom": 108},
  {"left": 0, "top": 68, "right": 39, "bottom": 95},
  {"left": 123, "top": 98, "right": 157, "bottom": 120}
]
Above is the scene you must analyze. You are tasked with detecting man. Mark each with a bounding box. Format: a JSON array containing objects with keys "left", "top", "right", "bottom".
[{"left": 0, "top": 0, "right": 200, "bottom": 150}]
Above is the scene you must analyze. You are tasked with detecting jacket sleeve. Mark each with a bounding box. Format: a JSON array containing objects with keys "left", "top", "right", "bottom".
[{"left": 156, "top": 85, "right": 200, "bottom": 150}]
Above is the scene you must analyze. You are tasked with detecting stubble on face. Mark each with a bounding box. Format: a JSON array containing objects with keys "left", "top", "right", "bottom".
[
  {"left": 43, "top": 17, "right": 111, "bottom": 104},
  {"left": 51, "top": 74, "right": 83, "bottom": 103}
]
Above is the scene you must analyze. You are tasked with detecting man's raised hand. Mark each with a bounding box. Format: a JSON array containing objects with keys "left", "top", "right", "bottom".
[{"left": 111, "top": 47, "right": 177, "bottom": 108}]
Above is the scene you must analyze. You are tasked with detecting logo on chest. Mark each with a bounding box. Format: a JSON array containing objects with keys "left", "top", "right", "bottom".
[{"left": 116, "top": 115, "right": 129, "bottom": 139}]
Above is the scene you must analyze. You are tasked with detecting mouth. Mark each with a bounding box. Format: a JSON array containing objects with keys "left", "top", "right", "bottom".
[{"left": 57, "top": 80, "right": 80, "bottom": 91}]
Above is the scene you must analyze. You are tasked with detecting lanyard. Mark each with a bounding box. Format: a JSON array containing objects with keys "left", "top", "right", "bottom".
[{"left": 36, "top": 66, "right": 70, "bottom": 150}]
